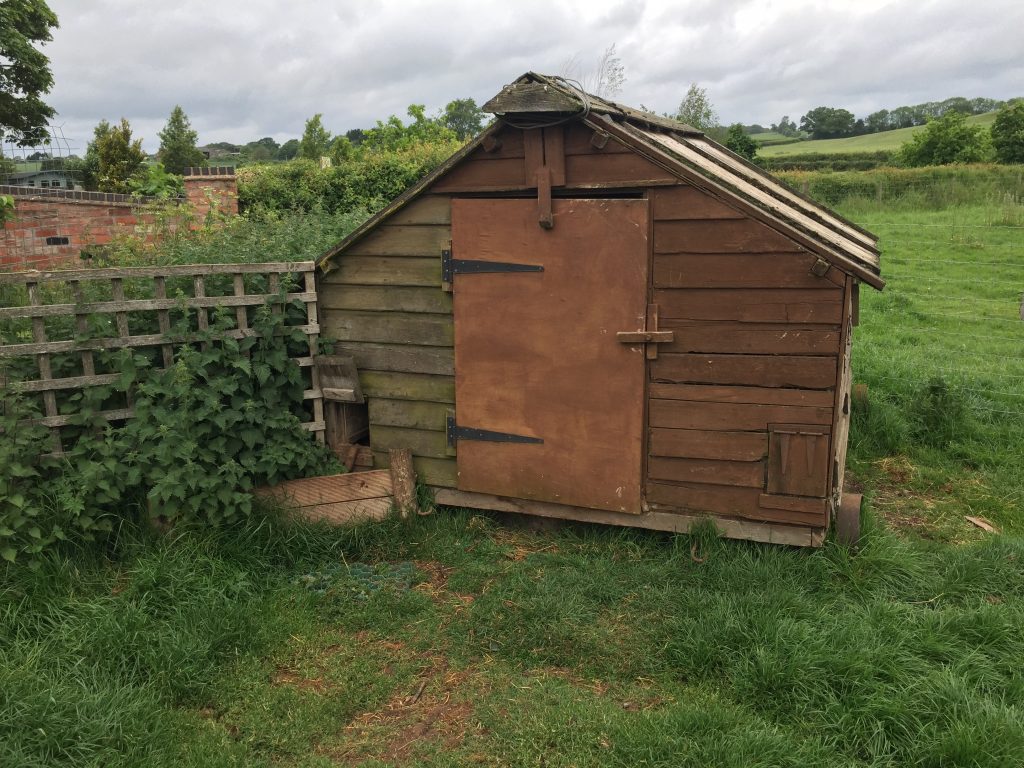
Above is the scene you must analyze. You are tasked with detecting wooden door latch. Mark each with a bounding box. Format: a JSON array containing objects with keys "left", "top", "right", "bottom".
[{"left": 616, "top": 304, "right": 673, "bottom": 359}]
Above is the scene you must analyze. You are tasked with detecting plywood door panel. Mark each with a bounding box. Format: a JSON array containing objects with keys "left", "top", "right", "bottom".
[{"left": 452, "top": 198, "right": 649, "bottom": 513}]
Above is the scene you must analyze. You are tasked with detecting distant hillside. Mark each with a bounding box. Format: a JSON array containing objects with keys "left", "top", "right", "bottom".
[{"left": 757, "top": 112, "right": 997, "bottom": 157}]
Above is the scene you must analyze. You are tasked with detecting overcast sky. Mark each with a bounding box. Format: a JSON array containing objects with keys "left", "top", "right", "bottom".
[{"left": 37, "top": 0, "right": 1024, "bottom": 153}]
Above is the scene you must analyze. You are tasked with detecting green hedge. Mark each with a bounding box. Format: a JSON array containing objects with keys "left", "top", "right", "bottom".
[
  {"left": 775, "top": 164, "right": 1024, "bottom": 208},
  {"left": 761, "top": 151, "right": 896, "bottom": 172}
]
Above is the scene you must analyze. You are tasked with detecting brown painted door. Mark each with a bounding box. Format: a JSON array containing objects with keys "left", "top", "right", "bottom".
[{"left": 451, "top": 198, "right": 649, "bottom": 513}]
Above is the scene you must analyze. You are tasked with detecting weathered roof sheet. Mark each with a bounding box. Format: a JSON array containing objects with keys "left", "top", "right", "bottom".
[{"left": 320, "top": 72, "right": 881, "bottom": 288}]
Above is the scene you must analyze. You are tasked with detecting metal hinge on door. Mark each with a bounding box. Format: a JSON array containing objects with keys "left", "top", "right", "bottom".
[
  {"left": 446, "top": 414, "right": 543, "bottom": 448},
  {"left": 441, "top": 246, "right": 543, "bottom": 290}
]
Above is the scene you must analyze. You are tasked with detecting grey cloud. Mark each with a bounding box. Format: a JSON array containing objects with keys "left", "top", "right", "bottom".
[{"left": 39, "top": 0, "right": 1024, "bottom": 153}]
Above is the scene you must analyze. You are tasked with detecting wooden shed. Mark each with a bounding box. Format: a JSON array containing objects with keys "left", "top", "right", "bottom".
[{"left": 317, "top": 73, "right": 883, "bottom": 547}]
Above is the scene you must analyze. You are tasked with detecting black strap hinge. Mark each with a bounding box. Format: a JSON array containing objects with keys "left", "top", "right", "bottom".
[
  {"left": 446, "top": 414, "right": 543, "bottom": 448},
  {"left": 441, "top": 247, "right": 543, "bottom": 284}
]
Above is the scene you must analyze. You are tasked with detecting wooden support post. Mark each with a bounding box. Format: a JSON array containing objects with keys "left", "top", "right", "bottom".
[
  {"left": 27, "top": 281, "right": 61, "bottom": 454},
  {"left": 537, "top": 167, "right": 553, "bottom": 229},
  {"left": 153, "top": 276, "right": 174, "bottom": 369},
  {"left": 388, "top": 448, "right": 418, "bottom": 518}
]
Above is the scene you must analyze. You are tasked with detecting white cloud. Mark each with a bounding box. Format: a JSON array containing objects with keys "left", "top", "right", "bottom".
[{"left": 39, "top": 0, "right": 1024, "bottom": 151}]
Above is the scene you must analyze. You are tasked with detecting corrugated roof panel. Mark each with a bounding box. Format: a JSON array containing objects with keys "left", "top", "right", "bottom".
[{"left": 638, "top": 128, "right": 880, "bottom": 270}]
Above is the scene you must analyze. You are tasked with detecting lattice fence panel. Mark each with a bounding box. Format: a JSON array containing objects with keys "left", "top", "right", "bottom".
[{"left": 0, "top": 262, "right": 324, "bottom": 453}]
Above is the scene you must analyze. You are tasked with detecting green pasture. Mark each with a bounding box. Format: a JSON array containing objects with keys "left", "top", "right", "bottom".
[
  {"left": 2, "top": 168, "right": 1023, "bottom": 767},
  {"left": 759, "top": 112, "right": 997, "bottom": 156}
]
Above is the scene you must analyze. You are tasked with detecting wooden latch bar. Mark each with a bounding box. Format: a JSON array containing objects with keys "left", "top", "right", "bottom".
[{"left": 616, "top": 303, "right": 673, "bottom": 359}]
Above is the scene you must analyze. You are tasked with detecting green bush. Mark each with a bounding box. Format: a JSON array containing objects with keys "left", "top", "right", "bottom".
[
  {"left": 0, "top": 296, "right": 340, "bottom": 566},
  {"left": 761, "top": 151, "right": 895, "bottom": 172}
]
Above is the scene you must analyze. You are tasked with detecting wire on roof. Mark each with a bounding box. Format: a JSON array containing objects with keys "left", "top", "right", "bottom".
[{"left": 500, "top": 77, "right": 593, "bottom": 131}]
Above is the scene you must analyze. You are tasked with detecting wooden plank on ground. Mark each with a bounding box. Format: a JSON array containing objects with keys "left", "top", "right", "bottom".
[
  {"left": 648, "top": 399, "right": 832, "bottom": 431},
  {"left": 652, "top": 353, "right": 837, "bottom": 389},
  {"left": 649, "top": 428, "right": 768, "bottom": 461},
  {"left": 654, "top": 288, "right": 843, "bottom": 324}
]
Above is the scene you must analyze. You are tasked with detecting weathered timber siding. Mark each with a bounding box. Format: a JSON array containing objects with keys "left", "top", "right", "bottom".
[
  {"left": 645, "top": 184, "right": 842, "bottom": 530},
  {"left": 319, "top": 194, "right": 457, "bottom": 486}
]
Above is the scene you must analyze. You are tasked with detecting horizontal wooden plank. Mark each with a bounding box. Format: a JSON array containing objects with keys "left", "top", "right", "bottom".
[
  {"left": 654, "top": 253, "right": 841, "bottom": 290},
  {"left": 0, "top": 324, "right": 319, "bottom": 358},
  {"left": 654, "top": 288, "right": 843, "bottom": 324},
  {"left": 654, "top": 219, "right": 796, "bottom": 254},
  {"left": 359, "top": 371, "right": 454, "bottom": 403},
  {"left": 647, "top": 481, "right": 826, "bottom": 527},
  {"left": 293, "top": 497, "right": 394, "bottom": 525},
  {"left": 651, "top": 185, "right": 745, "bottom": 220},
  {"left": 344, "top": 224, "right": 451, "bottom": 257},
  {"left": 318, "top": 285, "right": 452, "bottom": 315},
  {"left": 566, "top": 152, "right": 676, "bottom": 185},
  {"left": 661, "top": 321, "right": 841, "bottom": 356},
  {"left": 649, "top": 428, "right": 768, "bottom": 461},
  {"left": 648, "top": 457, "right": 765, "bottom": 488},
  {"left": 324, "top": 256, "right": 441, "bottom": 287},
  {"left": 322, "top": 310, "right": 452, "bottom": 347},
  {"left": 368, "top": 399, "right": 449, "bottom": 431},
  {"left": 331, "top": 341, "right": 454, "bottom": 376},
  {"left": 255, "top": 471, "right": 393, "bottom": 506},
  {"left": 431, "top": 157, "right": 526, "bottom": 192},
  {"left": 648, "top": 383, "right": 835, "bottom": 408},
  {"left": 373, "top": 451, "right": 458, "bottom": 488},
  {"left": 0, "top": 291, "right": 317, "bottom": 320},
  {"left": 369, "top": 425, "right": 450, "bottom": 459},
  {"left": 466, "top": 128, "right": 525, "bottom": 160},
  {"left": 649, "top": 399, "right": 833, "bottom": 431},
  {"left": 563, "top": 123, "right": 632, "bottom": 155},
  {"left": 0, "top": 262, "right": 314, "bottom": 285},
  {"left": 652, "top": 354, "right": 837, "bottom": 389},
  {"left": 759, "top": 493, "right": 829, "bottom": 515},
  {"left": 386, "top": 195, "right": 451, "bottom": 225},
  {"left": 436, "top": 487, "right": 824, "bottom": 547}
]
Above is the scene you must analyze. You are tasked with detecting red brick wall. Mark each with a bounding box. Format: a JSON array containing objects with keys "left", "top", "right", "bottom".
[{"left": 0, "top": 168, "right": 237, "bottom": 272}]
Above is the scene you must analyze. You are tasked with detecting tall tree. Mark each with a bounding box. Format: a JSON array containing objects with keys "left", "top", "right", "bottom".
[
  {"left": 276, "top": 138, "right": 299, "bottom": 161},
  {"left": 441, "top": 98, "right": 485, "bottom": 140},
  {"left": 0, "top": 0, "right": 59, "bottom": 146},
  {"left": 94, "top": 118, "right": 146, "bottom": 193},
  {"left": 157, "top": 105, "right": 206, "bottom": 174},
  {"left": 991, "top": 101, "right": 1024, "bottom": 164},
  {"left": 676, "top": 84, "right": 718, "bottom": 132},
  {"left": 724, "top": 124, "right": 758, "bottom": 161},
  {"left": 299, "top": 114, "right": 331, "bottom": 160},
  {"left": 799, "top": 107, "right": 855, "bottom": 139}
]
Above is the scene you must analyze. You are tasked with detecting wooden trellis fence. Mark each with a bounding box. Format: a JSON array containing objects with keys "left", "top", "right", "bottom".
[{"left": 0, "top": 262, "right": 324, "bottom": 452}]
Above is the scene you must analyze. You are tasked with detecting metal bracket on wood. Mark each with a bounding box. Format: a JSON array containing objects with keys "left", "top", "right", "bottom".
[
  {"left": 441, "top": 248, "right": 543, "bottom": 287},
  {"left": 446, "top": 414, "right": 543, "bottom": 448}
]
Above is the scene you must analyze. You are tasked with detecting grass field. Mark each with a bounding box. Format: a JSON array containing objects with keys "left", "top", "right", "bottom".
[
  {"left": 758, "top": 112, "right": 997, "bottom": 157},
  {"left": 2, "top": 176, "right": 1023, "bottom": 767}
]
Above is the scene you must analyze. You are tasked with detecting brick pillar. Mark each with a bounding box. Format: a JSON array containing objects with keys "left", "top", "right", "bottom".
[{"left": 182, "top": 166, "right": 238, "bottom": 225}]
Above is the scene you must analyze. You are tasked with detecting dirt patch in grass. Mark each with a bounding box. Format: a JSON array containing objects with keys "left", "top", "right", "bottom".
[{"left": 324, "top": 654, "right": 485, "bottom": 766}]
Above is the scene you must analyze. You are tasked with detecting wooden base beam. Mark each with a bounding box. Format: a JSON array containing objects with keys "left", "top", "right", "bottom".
[{"left": 434, "top": 488, "right": 824, "bottom": 547}]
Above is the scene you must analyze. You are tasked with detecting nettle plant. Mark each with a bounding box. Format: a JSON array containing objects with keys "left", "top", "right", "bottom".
[{"left": 1, "top": 294, "right": 340, "bottom": 566}]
